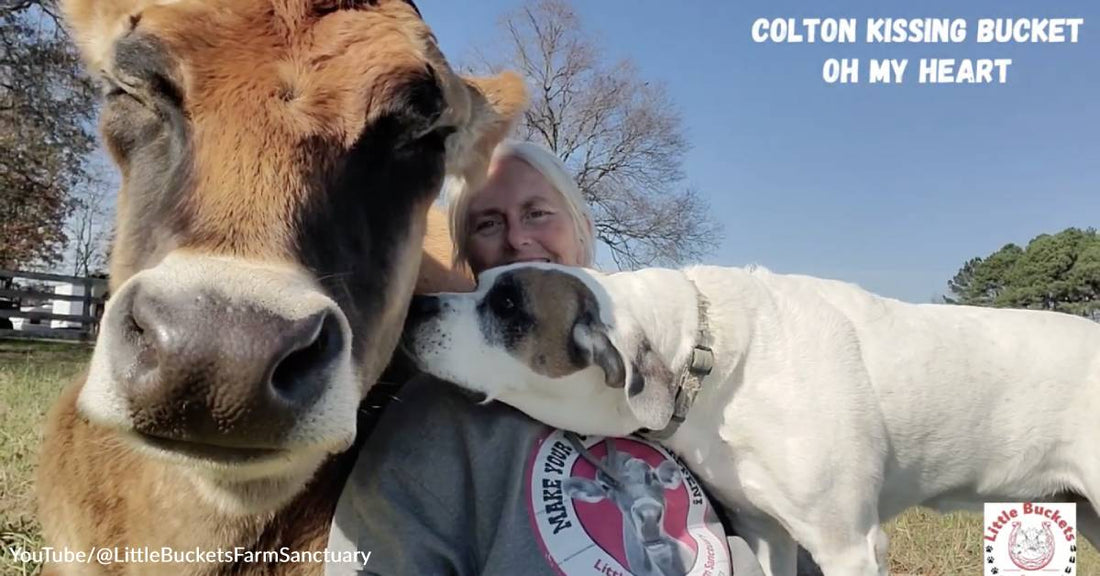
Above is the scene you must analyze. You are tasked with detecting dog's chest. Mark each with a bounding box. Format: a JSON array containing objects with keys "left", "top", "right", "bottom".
[{"left": 663, "top": 424, "right": 754, "bottom": 509}]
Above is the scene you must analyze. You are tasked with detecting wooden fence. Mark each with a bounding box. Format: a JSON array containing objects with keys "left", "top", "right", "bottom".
[{"left": 0, "top": 269, "right": 108, "bottom": 342}]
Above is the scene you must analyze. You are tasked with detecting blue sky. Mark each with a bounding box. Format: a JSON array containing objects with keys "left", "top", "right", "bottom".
[{"left": 419, "top": 0, "right": 1099, "bottom": 303}]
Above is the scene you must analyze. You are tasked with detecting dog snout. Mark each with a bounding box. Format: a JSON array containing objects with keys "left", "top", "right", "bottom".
[{"left": 114, "top": 282, "right": 344, "bottom": 448}]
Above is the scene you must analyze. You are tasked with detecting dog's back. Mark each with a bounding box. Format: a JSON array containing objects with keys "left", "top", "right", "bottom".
[{"left": 722, "top": 265, "right": 1100, "bottom": 516}]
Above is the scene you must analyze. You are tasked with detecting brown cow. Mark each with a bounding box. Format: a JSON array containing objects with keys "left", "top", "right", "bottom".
[{"left": 35, "top": 0, "right": 524, "bottom": 574}]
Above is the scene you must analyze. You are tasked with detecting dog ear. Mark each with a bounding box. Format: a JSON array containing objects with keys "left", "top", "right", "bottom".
[
  {"left": 572, "top": 322, "right": 676, "bottom": 431},
  {"left": 570, "top": 318, "right": 626, "bottom": 388},
  {"left": 623, "top": 339, "right": 677, "bottom": 431}
]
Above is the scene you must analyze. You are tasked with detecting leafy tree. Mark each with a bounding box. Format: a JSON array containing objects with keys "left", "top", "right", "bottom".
[
  {"left": 946, "top": 228, "right": 1100, "bottom": 320},
  {"left": 0, "top": 0, "right": 99, "bottom": 270}
]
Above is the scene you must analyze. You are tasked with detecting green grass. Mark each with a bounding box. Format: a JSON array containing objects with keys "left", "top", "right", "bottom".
[
  {"left": 0, "top": 338, "right": 1096, "bottom": 575},
  {"left": 1, "top": 339, "right": 91, "bottom": 576}
]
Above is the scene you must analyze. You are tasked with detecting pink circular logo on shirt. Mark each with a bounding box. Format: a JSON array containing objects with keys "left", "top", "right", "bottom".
[{"left": 526, "top": 430, "right": 731, "bottom": 576}]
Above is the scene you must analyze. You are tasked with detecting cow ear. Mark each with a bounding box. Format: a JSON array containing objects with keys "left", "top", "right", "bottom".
[
  {"left": 563, "top": 477, "right": 609, "bottom": 503},
  {"left": 655, "top": 460, "right": 682, "bottom": 489},
  {"left": 442, "top": 71, "right": 527, "bottom": 192}
]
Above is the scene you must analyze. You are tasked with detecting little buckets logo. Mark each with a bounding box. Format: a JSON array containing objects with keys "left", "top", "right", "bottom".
[{"left": 984, "top": 502, "right": 1076, "bottom": 575}]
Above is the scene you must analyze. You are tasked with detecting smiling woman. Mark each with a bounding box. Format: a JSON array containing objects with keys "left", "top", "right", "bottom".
[{"left": 447, "top": 140, "right": 596, "bottom": 274}]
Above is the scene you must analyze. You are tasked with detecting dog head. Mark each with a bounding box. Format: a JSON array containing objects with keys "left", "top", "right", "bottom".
[{"left": 403, "top": 263, "right": 686, "bottom": 436}]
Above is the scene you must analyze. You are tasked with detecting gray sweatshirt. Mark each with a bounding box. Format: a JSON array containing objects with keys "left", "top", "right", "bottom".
[{"left": 325, "top": 375, "right": 767, "bottom": 576}]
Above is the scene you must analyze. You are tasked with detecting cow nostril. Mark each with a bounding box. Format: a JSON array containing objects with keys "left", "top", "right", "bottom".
[
  {"left": 270, "top": 312, "right": 343, "bottom": 404},
  {"left": 633, "top": 503, "right": 664, "bottom": 526},
  {"left": 125, "top": 292, "right": 166, "bottom": 379},
  {"left": 127, "top": 312, "right": 145, "bottom": 338},
  {"left": 127, "top": 313, "right": 158, "bottom": 376}
]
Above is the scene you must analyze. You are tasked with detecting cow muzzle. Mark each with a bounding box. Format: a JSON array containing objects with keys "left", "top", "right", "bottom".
[
  {"left": 78, "top": 252, "right": 359, "bottom": 465},
  {"left": 631, "top": 497, "right": 666, "bottom": 542}
]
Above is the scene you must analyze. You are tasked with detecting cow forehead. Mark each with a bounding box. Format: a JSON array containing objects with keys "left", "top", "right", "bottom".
[
  {"left": 99, "top": 1, "right": 453, "bottom": 258},
  {"left": 136, "top": 1, "right": 439, "bottom": 140},
  {"left": 66, "top": 1, "right": 433, "bottom": 68}
]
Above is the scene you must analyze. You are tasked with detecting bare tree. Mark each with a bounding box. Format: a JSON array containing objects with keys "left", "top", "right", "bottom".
[
  {"left": 64, "top": 166, "right": 112, "bottom": 277},
  {"left": 471, "top": 0, "right": 721, "bottom": 269},
  {"left": 0, "top": 0, "right": 99, "bottom": 270}
]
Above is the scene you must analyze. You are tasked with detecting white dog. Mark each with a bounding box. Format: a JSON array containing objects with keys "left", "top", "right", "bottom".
[{"left": 402, "top": 262, "right": 1100, "bottom": 576}]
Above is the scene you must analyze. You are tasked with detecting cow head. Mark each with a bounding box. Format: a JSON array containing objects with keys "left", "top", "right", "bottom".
[
  {"left": 563, "top": 440, "right": 684, "bottom": 545},
  {"left": 61, "top": 0, "right": 525, "bottom": 513},
  {"left": 563, "top": 440, "right": 695, "bottom": 576}
]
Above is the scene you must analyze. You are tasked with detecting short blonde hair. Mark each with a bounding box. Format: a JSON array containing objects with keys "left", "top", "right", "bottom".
[{"left": 445, "top": 140, "right": 596, "bottom": 270}]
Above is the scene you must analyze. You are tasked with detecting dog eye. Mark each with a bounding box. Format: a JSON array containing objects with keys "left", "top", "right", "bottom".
[
  {"left": 495, "top": 294, "right": 516, "bottom": 314},
  {"left": 488, "top": 286, "right": 521, "bottom": 317}
]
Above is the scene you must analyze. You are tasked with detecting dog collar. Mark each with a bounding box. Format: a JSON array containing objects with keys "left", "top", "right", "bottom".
[{"left": 640, "top": 278, "right": 714, "bottom": 441}]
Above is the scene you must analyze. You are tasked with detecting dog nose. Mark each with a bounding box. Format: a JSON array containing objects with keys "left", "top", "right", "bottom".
[{"left": 117, "top": 285, "right": 344, "bottom": 447}]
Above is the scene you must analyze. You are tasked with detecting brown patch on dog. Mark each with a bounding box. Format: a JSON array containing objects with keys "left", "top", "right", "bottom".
[{"left": 502, "top": 268, "right": 601, "bottom": 378}]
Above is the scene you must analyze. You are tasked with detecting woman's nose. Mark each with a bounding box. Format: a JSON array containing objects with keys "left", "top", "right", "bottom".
[{"left": 506, "top": 224, "right": 533, "bottom": 251}]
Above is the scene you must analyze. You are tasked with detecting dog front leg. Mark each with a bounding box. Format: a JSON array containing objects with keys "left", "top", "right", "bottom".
[
  {"left": 733, "top": 513, "right": 798, "bottom": 576},
  {"left": 799, "top": 523, "right": 887, "bottom": 576}
]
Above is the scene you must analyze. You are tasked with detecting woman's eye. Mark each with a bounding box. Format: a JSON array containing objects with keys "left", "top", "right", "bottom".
[
  {"left": 527, "top": 209, "right": 552, "bottom": 220},
  {"left": 474, "top": 218, "right": 501, "bottom": 233}
]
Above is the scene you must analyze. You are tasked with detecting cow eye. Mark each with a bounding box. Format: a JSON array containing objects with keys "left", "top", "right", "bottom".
[
  {"left": 100, "top": 82, "right": 171, "bottom": 162},
  {"left": 103, "top": 77, "right": 149, "bottom": 109},
  {"left": 392, "top": 70, "right": 448, "bottom": 147},
  {"left": 431, "top": 125, "right": 456, "bottom": 140},
  {"left": 404, "top": 123, "right": 454, "bottom": 154},
  {"left": 106, "top": 35, "right": 186, "bottom": 112}
]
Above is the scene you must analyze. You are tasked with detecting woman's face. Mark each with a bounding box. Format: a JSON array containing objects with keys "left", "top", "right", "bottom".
[{"left": 464, "top": 156, "right": 585, "bottom": 275}]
